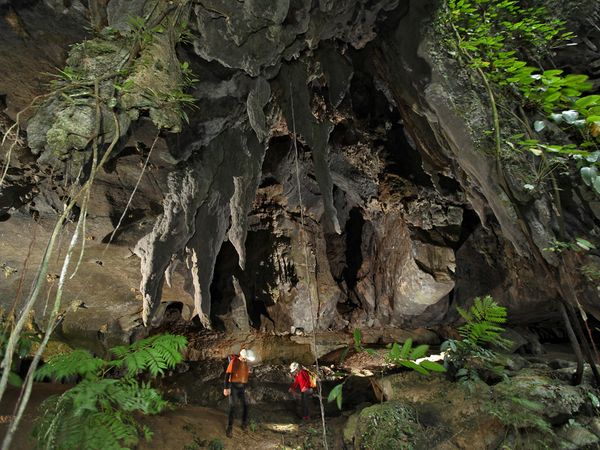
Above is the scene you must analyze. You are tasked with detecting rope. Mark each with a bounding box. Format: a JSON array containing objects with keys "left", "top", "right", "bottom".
[{"left": 290, "top": 83, "right": 329, "bottom": 450}]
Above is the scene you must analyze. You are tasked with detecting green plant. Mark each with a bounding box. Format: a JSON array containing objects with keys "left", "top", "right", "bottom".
[
  {"left": 385, "top": 338, "right": 447, "bottom": 375},
  {"left": 441, "top": 296, "right": 511, "bottom": 386},
  {"left": 485, "top": 395, "right": 554, "bottom": 447},
  {"left": 32, "top": 333, "right": 187, "bottom": 450},
  {"left": 354, "top": 402, "right": 421, "bottom": 450},
  {"left": 443, "top": 0, "right": 600, "bottom": 196},
  {"left": 249, "top": 418, "right": 258, "bottom": 432},
  {"left": 587, "top": 391, "right": 600, "bottom": 415},
  {"left": 328, "top": 330, "right": 445, "bottom": 410},
  {"left": 0, "top": 313, "right": 39, "bottom": 388},
  {"left": 581, "top": 263, "right": 600, "bottom": 282},
  {"left": 207, "top": 438, "right": 224, "bottom": 450},
  {"left": 543, "top": 237, "right": 596, "bottom": 253}
]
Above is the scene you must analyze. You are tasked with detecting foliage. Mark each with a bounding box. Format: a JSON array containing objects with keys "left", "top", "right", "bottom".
[
  {"left": 207, "top": 438, "right": 224, "bottom": 450},
  {"left": 354, "top": 402, "right": 421, "bottom": 450},
  {"left": 456, "top": 295, "right": 512, "bottom": 348},
  {"left": 328, "top": 330, "right": 445, "bottom": 410},
  {"left": 484, "top": 380, "right": 557, "bottom": 447},
  {"left": 443, "top": 0, "right": 600, "bottom": 197},
  {"left": 28, "top": 1, "right": 197, "bottom": 168},
  {"left": 33, "top": 333, "right": 187, "bottom": 450},
  {"left": 581, "top": 262, "right": 600, "bottom": 282},
  {"left": 0, "top": 312, "right": 39, "bottom": 388},
  {"left": 385, "top": 338, "right": 447, "bottom": 375},
  {"left": 486, "top": 395, "right": 552, "bottom": 434},
  {"left": 441, "top": 296, "right": 511, "bottom": 386},
  {"left": 543, "top": 237, "right": 596, "bottom": 253}
]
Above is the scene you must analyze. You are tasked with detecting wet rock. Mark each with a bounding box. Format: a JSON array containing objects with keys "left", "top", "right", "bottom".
[
  {"left": 351, "top": 401, "right": 425, "bottom": 449},
  {"left": 558, "top": 421, "right": 600, "bottom": 449},
  {"left": 548, "top": 359, "right": 577, "bottom": 370},
  {"left": 493, "top": 372, "right": 588, "bottom": 425}
]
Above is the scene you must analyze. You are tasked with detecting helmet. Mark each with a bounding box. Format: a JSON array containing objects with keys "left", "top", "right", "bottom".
[
  {"left": 289, "top": 362, "right": 299, "bottom": 373},
  {"left": 240, "top": 348, "right": 256, "bottom": 362}
]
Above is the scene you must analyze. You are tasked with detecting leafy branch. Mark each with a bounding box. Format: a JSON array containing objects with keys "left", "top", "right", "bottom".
[{"left": 33, "top": 334, "right": 187, "bottom": 450}]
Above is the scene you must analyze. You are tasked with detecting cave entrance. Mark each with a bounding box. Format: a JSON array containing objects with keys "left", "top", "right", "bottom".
[
  {"left": 325, "top": 206, "right": 365, "bottom": 314},
  {"left": 209, "top": 230, "right": 282, "bottom": 332}
]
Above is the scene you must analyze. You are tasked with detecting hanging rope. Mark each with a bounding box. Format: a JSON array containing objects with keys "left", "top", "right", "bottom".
[{"left": 290, "top": 83, "right": 329, "bottom": 450}]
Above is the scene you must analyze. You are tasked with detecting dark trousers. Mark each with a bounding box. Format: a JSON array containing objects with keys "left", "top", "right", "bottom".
[
  {"left": 227, "top": 383, "right": 248, "bottom": 428},
  {"left": 301, "top": 391, "right": 309, "bottom": 418}
]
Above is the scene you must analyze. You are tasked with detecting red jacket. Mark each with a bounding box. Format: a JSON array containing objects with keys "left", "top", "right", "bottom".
[{"left": 290, "top": 369, "right": 312, "bottom": 392}]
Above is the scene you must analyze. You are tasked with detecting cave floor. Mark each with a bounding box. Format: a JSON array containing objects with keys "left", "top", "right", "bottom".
[{"left": 0, "top": 383, "right": 344, "bottom": 450}]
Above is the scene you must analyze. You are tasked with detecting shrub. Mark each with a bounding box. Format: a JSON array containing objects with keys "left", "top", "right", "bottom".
[{"left": 33, "top": 333, "right": 187, "bottom": 450}]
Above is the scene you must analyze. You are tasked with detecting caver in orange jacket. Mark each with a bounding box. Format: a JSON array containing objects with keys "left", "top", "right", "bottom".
[{"left": 224, "top": 355, "right": 249, "bottom": 386}]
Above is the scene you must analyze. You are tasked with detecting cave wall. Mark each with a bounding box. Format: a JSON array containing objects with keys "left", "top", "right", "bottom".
[{"left": 0, "top": 0, "right": 598, "bottom": 347}]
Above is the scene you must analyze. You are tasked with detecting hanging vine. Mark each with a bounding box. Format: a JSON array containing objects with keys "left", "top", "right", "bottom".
[
  {"left": 0, "top": 1, "right": 198, "bottom": 446},
  {"left": 439, "top": 0, "right": 600, "bottom": 384}
]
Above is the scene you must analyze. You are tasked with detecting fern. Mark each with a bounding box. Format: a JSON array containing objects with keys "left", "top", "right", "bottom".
[
  {"left": 33, "top": 333, "right": 187, "bottom": 450},
  {"left": 456, "top": 295, "right": 512, "bottom": 349},
  {"left": 35, "top": 349, "right": 105, "bottom": 382},
  {"left": 442, "top": 296, "right": 511, "bottom": 384},
  {"left": 112, "top": 334, "right": 187, "bottom": 376}
]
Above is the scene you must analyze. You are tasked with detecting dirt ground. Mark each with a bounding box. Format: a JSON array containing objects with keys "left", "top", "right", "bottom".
[{"left": 0, "top": 383, "right": 344, "bottom": 450}]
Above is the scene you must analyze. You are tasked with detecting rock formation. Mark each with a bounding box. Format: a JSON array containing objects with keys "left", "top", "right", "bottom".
[{"left": 0, "top": 0, "right": 599, "bottom": 350}]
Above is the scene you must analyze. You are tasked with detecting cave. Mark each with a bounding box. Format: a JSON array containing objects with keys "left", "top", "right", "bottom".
[{"left": 1, "top": 0, "right": 599, "bottom": 448}]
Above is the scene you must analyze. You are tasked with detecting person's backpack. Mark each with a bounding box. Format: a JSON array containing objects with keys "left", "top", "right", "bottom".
[{"left": 305, "top": 368, "right": 318, "bottom": 389}]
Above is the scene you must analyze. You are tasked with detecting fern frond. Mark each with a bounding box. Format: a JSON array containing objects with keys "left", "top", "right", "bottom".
[
  {"left": 458, "top": 296, "right": 510, "bottom": 348},
  {"left": 35, "top": 349, "right": 105, "bottom": 381},
  {"left": 34, "top": 333, "right": 185, "bottom": 450},
  {"left": 112, "top": 333, "right": 187, "bottom": 376}
]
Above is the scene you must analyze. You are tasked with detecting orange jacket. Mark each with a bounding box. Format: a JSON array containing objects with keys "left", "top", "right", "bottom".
[{"left": 224, "top": 356, "right": 249, "bottom": 387}]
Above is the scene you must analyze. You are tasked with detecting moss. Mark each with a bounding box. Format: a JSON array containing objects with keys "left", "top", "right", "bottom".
[
  {"left": 354, "top": 401, "right": 422, "bottom": 450},
  {"left": 30, "top": 340, "right": 73, "bottom": 359},
  {"left": 45, "top": 106, "right": 94, "bottom": 156},
  {"left": 27, "top": 1, "right": 194, "bottom": 168},
  {"left": 45, "top": 128, "right": 69, "bottom": 156},
  {"left": 119, "top": 32, "right": 186, "bottom": 132}
]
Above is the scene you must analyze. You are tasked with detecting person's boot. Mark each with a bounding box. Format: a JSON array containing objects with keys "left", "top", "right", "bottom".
[
  {"left": 241, "top": 422, "right": 248, "bottom": 431},
  {"left": 226, "top": 426, "right": 233, "bottom": 438}
]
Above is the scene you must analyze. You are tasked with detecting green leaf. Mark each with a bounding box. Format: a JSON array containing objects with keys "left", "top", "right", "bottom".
[
  {"left": 594, "top": 176, "right": 600, "bottom": 195},
  {"left": 327, "top": 384, "right": 343, "bottom": 403},
  {"left": 400, "top": 338, "right": 413, "bottom": 359},
  {"left": 8, "top": 371, "right": 22, "bottom": 387},
  {"left": 409, "top": 344, "right": 429, "bottom": 360},
  {"left": 389, "top": 342, "right": 401, "bottom": 360},
  {"left": 581, "top": 166, "right": 598, "bottom": 187},
  {"left": 576, "top": 238, "right": 596, "bottom": 251},
  {"left": 419, "top": 360, "right": 447, "bottom": 373},
  {"left": 353, "top": 328, "right": 363, "bottom": 351},
  {"left": 400, "top": 360, "right": 429, "bottom": 375},
  {"left": 542, "top": 69, "right": 563, "bottom": 77}
]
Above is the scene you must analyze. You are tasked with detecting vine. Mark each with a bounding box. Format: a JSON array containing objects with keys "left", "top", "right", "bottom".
[
  {"left": 0, "top": 2, "right": 199, "bottom": 447},
  {"left": 440, "top": 0, "right": 600, "bottom": 385}
]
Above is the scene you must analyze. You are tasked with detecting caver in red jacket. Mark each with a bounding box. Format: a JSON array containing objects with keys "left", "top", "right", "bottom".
[{"left": 290, "top": 369, "right": 312, "bottom": 392}]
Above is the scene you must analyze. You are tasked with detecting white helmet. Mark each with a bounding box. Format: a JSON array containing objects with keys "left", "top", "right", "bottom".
[
  {"left": 289, "top": 362, "right": 300, "bottom": 373},
  {"left": 239, "top": 349, "right": 256, "bottom": 362}
]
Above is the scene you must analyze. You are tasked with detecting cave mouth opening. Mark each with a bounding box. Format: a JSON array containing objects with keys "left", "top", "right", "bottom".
[
  {"left": 209, "top": 230, "right": 283, "bottom": 332},
  {"left": 325, "top": 206, "right": 366, "bottom": 315}
]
